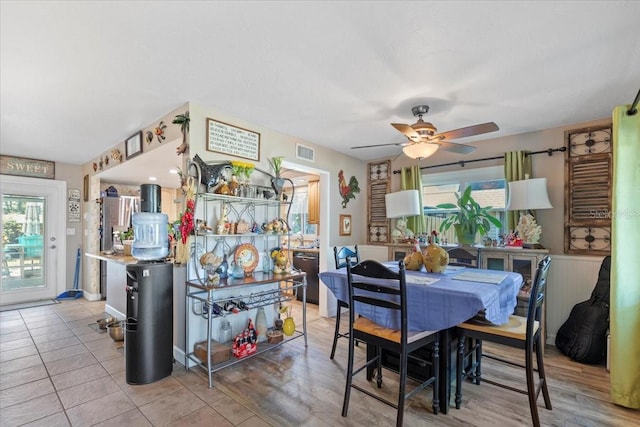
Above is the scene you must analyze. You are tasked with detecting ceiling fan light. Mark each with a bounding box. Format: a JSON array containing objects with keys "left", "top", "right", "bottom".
[
  {"left": 402, "top": 143, "right": 439, "bottom": 160},
  {"left": 412, "top": 121, "right": 436, "bottom": 135}
]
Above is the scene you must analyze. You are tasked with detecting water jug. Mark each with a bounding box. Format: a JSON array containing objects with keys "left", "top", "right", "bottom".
[{"left": 132, "top": 212, "right": 169, "bottom": 260}]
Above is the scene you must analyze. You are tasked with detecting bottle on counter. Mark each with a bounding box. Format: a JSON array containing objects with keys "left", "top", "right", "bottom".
[{"left": 219, "top": 318, "right": 232, "bottom": 344}]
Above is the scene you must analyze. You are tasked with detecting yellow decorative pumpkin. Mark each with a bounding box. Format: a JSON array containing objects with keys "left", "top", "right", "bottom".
[
  {"left": 282, "top": 316, "right": 296, "bottom": 336},
  {"left": 423, "top": 243, "right": 449, "bottom": 274},
  {"left": 403, "top": 251, "right": 424, "bottom": 271}
]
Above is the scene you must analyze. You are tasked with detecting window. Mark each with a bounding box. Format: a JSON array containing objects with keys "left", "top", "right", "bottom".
[
  {"left": 422, "top": 166, "right": 506, "bottom": 244},
  {"left": 284, "top": 187, "right": 318, "bottom": 236}
]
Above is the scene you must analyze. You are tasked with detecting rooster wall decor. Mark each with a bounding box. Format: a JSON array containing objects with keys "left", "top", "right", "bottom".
[{"left": 338, "top": 170, "right": 360, "bottom": 208}]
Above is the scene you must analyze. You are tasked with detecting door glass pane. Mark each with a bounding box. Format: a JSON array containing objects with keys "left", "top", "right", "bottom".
[
  {"left": 485, "top": 257, "right": 506, "bottom": 271},
  {"left": 512, "top": 258, "right": 534, "bottom": 289},
  {"left": 1, "top": 195, "right": 46, "bottom": 291}
]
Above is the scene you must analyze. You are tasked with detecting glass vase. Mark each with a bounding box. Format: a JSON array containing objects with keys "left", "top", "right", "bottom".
[{"left": 255, "top": 307, "right": 268, "bottom": 343}]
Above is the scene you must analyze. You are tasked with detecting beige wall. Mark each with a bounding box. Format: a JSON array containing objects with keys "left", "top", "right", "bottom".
[
  {"left": 189, "top": 103, "right": 367, "bottom": 248},
  {"left": 53, "top": 162, "right": 84, "bottom": 289},
  {"left": 387, "top": 117, "right": 612, "bottom": 255},
  {"left": 73, "top": 102, "right": 612, "bottom": 298}
]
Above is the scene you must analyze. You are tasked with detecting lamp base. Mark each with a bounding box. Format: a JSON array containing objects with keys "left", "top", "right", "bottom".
[{"left": 522, "top": 242, "right": 545, "bottom": 249}]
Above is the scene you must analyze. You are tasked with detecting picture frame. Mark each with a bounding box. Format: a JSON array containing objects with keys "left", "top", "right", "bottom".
[
  {"left": 206, "top": 118, "right": 260, "bottom": 161},
  {"left": 83, "top": 174, "right": 89, "bottom": 202},
  {"left": 125, "top": 131, "right": 143, "bottom": 160},
  {"left": 339, "top": 214, "right": 352, "bottom": 236}
]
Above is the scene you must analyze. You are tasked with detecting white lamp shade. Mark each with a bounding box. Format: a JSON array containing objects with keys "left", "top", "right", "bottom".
[
  {"left": 385, "top": 190, "right": 421, "bottom": 218},
  {"left": 506, "top": 178, "right": 553, "bottom": 211},
  {"left": 402, "top": 143, "right": 439, "bottom": 160}
]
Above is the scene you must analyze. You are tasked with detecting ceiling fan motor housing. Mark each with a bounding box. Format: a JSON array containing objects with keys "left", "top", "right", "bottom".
[{"left": 411, "top": 105, "right": 430, "bottom": 117}]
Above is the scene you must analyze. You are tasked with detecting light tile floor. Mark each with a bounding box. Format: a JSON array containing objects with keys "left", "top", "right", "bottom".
[{"left": 0, "top": 299, "right": 286, "bottom": 427}]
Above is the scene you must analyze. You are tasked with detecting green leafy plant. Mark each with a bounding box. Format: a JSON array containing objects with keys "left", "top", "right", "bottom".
[
  {"left": 2, "top": 219, "right": 23, "bottom": 244},
  {"left": 120, "top": 228, "right": 134, "bottom": 242},
  {"left": 268, "top": 156, "right": 284, "bottom": 177},
  {"left": 436, "top": 186, "right": 502, "bottom": 238}
]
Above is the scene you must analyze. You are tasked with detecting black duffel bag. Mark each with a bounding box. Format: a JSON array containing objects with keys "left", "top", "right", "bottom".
[{"left": 555, "top": 256, "right": 610, "bottom": 364}]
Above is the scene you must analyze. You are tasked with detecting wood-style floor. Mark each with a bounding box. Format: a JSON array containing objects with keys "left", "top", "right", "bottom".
[{"left": 0, "top": 299, "right": 638, "bottom": 426}]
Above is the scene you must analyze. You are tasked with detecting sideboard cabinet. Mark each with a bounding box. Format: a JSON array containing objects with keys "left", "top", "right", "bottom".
[{"left": 479, "top": 246, "right": 549, "bottom": 345}]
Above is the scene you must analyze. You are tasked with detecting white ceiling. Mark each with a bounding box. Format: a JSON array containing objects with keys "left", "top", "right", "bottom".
[{"left": 2, "top": 1, "right": 639, "bottom": 175}]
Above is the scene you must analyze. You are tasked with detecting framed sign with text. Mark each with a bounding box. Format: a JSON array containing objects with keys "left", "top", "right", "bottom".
[
  {"left": 0, "top": 155, "right": 55, "bottom": 179},
  {"left": 206, "top": 118, "right": 260, "bottom": 161},
  {"left": 68, "top": 189, "right": 81, "bottom": 222}
]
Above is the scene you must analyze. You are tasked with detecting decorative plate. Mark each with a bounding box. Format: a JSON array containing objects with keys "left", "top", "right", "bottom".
[{"left": 235, "top": 243, "right": 259, "bottom": 275}]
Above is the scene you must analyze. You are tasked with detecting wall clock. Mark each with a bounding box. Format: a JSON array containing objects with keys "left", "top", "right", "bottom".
[{"left": 235, "top": 243, "right": 259, "bottom": 276}]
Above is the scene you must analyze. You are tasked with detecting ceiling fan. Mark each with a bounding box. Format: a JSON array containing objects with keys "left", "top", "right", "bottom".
[{"left": 351, "top": 105, "right": 499, "bottom": 159}]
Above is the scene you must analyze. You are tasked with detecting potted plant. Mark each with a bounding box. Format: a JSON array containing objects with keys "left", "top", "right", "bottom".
[
  {"left": 268, "top": 156, "right": 285, "bottom": 195},
  {"left": 436, "top": 186, "right": 502, "bottom": 245}
]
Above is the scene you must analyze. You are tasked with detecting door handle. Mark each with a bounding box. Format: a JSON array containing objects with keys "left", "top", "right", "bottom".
[{"left": 49, "top": 245, "right": 56, "bottom": 249}]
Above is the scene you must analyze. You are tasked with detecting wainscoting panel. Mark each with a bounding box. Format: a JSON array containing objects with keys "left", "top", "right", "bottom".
[
  {"left": 546, "top": 255, "right": 605, "bottom": 344},
  {"left": 359, "top": 245, "right": 389, "bottom": 263}
]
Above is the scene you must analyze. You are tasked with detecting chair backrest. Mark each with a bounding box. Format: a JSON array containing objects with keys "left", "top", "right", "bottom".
[
  {"left": 446, "top": 246, "right": 478, "bottom": 268},
  {"left": 526, "top": 255, "right": 552, "bottom": 339},
  {"left": 346, "top": 259, "right": 408, "bottom": 340},
  {"left": 333, "top": 245, "right": 360, "bottom": 269}
]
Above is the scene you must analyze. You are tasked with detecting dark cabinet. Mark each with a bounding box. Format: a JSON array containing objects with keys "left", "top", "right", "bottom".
[{"left": 293, "top": 251, "right": 319, "bottom": 304}]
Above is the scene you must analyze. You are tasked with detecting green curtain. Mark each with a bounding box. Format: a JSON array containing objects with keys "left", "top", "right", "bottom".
[
  {"left": 610, "top": 104, "right": 640, "bottom": 408},
  {"left": 504, "top": 151, "right": 532, "bottom": 231},
  {"left": 400, "top": 165, "right": 426, "bottom": 235}
]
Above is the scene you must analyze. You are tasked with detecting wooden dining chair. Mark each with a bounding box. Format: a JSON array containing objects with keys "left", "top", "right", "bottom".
[
  {"left": 330, "top": 245, "right": 360, "bottom": 359},
  {"left": 342, "top": 259, "right": 440, "bottom": 427},
  {"left": 455, "top": 255, "right": 552, "bottom": 427}
]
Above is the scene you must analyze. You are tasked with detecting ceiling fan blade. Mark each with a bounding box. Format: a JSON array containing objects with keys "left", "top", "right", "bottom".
[
  {"left": 351, "top": 141, "right": 407, "bottom": 149},
  {"left": 437, "top": 140, "right": 477, "bottom": 154},
  {"left": 391, "top": 123, "right": 420, "bottom": 140},
  {"left": 433, "top": 122, "right": 499, "bottom": 141}
]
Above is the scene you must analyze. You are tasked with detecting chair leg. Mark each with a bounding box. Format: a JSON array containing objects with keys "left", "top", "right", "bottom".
[
  {"left": 475, "top": 339, "right": 482, "bottom": 385},
  {"left": 330, "top": 302, "right": 342, "bottom": 360},
  {"left": 455, "top": 333, "right": 464, "bottom": 409},
  {"left": 432, "top": 337, "right": 440, "bottom": 415},
  {"left": 525, "top": 340, "right": 541, "bottom": 427},
  {"left": 376, "top": 346, "right": 383, "bottom": 388},
  {"left": 535, "top": 336, "right": 552, "bottom": 410},
  {"left": 341, "top": 335, "right": 355, "bottom": 417},
  {"left": 397, "top": 350, "right": 407, "bottom": 427}
]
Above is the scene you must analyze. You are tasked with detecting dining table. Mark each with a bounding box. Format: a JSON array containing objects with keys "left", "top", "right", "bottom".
[{"left": 319, "top": 262, "right": 523, "bottom": 414}]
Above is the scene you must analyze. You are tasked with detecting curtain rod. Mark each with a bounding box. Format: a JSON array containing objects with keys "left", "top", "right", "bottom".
[
  {"left": 628, "top": 88, "right": 640, "bottom": 115},
  {"left": 392, "top": 146, "right": 567, "bottom": 174}
]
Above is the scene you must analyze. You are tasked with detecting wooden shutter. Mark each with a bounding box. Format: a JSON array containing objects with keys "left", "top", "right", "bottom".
[
  {"left": 367, "top": 161, "right": 391, "bottom": 244},
  {"left": 564, "top": 124, "right": 612, "bottom": 255}
]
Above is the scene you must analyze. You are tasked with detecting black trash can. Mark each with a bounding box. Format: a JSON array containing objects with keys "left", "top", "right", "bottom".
[{"left": 125, "top": 261, "right": 173, "bottom": 384}]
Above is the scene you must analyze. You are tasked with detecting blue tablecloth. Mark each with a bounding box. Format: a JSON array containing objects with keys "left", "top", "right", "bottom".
[{"left": 319, "top": 263, "right": 522, "bottom": 332}]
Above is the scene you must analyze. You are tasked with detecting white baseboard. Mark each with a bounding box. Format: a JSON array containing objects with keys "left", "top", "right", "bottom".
[
  {"left": 174, "top": 346, "right": 188, "bottom": 368},
  {"left": 105, "top": 304, "right": 125, "bottom": 320},
  {"left": 83, "top": 291, "right": 102, "bottom": 301}
]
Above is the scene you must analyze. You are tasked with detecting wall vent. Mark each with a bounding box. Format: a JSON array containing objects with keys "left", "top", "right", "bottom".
[{"left": 296, "top": 144, "right": 315, "bottom": 162}]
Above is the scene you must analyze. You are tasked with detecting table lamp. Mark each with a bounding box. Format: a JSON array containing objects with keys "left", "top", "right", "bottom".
[
  {"left": 385, "top": 190, "right": 421, "bottom": 242},
  {"left": 506, "top": 177, "right": 552, "bottom": 249}
]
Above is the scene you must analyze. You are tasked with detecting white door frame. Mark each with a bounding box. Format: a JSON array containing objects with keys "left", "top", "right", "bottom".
[
  {"left": 281, "top": 161, "right": 333, "bottom": 318},
  {"left": 1, "top": 175, "right": 67, "bottom": 304}
]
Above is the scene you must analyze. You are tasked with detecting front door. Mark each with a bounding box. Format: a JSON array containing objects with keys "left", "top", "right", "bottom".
[{"left": 1, "top": 175, "right": 65, "bottom": 305}]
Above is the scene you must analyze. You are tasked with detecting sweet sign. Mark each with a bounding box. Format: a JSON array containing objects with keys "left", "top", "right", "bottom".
[
  {"left": 206, "top": 118, "right": 260, "bottom": 161},
  {"left": 0, "top": 155, "right": 55, "bottom": 179}
]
